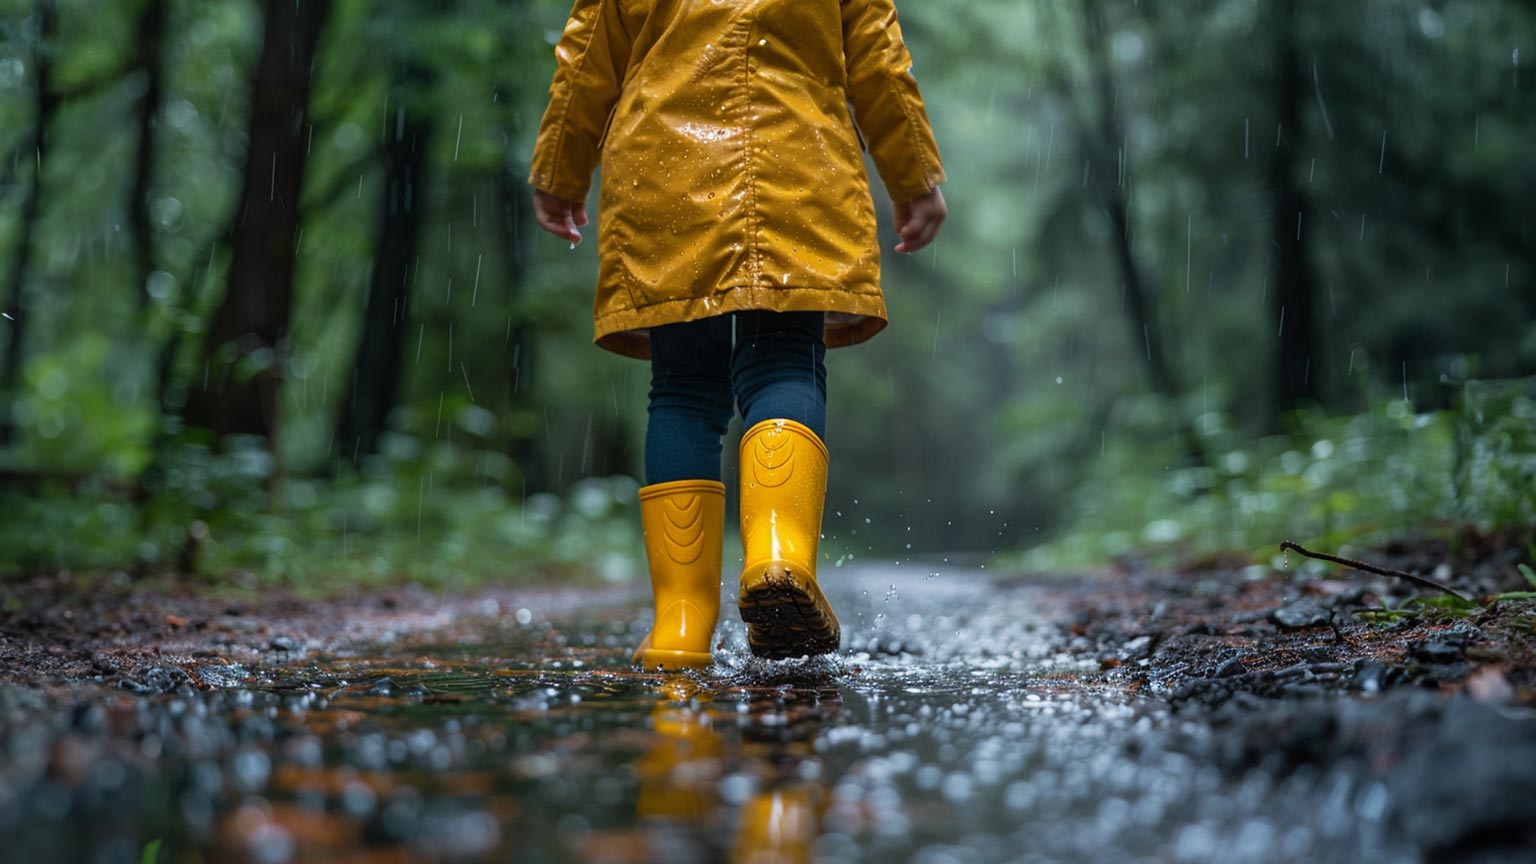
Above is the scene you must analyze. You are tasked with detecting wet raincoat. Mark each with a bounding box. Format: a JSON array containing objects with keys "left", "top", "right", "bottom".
[{"left": 528, "top": 0, "right": 946, "bottom": 359}]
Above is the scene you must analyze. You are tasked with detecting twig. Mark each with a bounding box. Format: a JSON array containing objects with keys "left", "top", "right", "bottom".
[{"left": 1280, "top": 540, "right": 1472, "bottom": 603}]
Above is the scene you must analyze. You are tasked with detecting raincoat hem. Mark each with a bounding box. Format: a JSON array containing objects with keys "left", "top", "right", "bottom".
[{"left": 593, "top": 288, "right": 889, "bottom": 360}]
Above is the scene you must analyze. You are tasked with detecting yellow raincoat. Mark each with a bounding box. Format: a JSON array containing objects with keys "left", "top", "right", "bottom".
[{"left": 528, "top": 0, "right": 946, "bottom": 359}]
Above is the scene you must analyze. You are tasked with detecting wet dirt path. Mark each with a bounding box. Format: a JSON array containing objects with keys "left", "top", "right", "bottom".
[{"left": 2, "top": 560, "right": 1535, "bottom": 863}]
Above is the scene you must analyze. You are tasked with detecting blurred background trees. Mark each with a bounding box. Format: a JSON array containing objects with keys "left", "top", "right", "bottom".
[{"left": 0, "top": 0, "right": 1532, "bottom": 583}]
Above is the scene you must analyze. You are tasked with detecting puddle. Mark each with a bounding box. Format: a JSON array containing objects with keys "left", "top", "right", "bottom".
[{"left": 1, "top": 564, "right": 1526, "bottom": 862}]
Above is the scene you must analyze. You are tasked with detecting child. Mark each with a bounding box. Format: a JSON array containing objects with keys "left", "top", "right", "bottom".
[{"left": 528, "top": 0, "right": 946, "bottom": 669}]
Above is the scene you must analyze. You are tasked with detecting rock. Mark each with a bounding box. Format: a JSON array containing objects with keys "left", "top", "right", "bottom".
[
  {"left": 1213, "top": 657, "right": 1247, "bottom": 678},
  {"left": 1272, "top": 599, "right": 1331, "bottom": 630},
  {"left": 1408, "top": 638, "right": 1465, "bottom": 665}
]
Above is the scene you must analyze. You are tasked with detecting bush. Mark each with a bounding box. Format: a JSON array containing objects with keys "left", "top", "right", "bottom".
[{"left": 1010, "top": 387, "right": 1535, "bottom": 571}]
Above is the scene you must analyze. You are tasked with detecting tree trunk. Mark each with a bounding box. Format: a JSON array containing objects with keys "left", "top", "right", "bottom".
[
  {"left": 1077, "top": 0, "right": 1207, "bottom": 466},
  {"left": 0, "top": 0, "right": 59, "bottom": 446},
  {"left": 335, "top": 98, "right": 431, "bottom": 467},
  {"left": 128, "top": 0, "right": 167, "bottom": 309},
  {"left": 1268, "top": 0, "right": 1321, "bottom": 428},
  {"left": 183, "top": 0, "right": 330, "bottom": 447},
  {"left": 499, "top": 168, "right": 544, "bottom": 488}
]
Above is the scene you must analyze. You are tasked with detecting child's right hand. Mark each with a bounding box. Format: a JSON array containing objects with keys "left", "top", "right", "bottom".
[
  {"left": 893, "top": 187, "right": 947, "bottom": 254},
  {"left": 534, "top": 188, "right": 588, "bottom": 245}
]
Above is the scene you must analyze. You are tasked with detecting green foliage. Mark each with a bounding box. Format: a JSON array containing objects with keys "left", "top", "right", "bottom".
[
  {"left": 0, "top": 0, "right": 1533, "bottom": 580},
  {"left": 1455, "top": 378, "right": 1536, "bottom": 525},
  {"left": 1010, "top": 400, "right": 1475, "bottom": 570},
  {"left": 0, "top": 437, "right": 643, "bottom": 590}
]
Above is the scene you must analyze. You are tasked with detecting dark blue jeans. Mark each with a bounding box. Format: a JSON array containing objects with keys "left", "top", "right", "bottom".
[{"left": 646, "top": 311, "right": 827, "bottom": 485}]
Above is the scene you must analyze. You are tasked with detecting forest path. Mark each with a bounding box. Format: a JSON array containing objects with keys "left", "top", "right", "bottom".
[{"left": 2, "top": 554, "right": 1535, "bottom": 862}]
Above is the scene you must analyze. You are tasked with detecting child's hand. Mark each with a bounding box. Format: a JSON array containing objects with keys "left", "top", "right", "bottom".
[
  {"left": 893, "top": 187, "right": 947, "bottom": 254},
  {"left": 534, "top": 188, "right": 589, "bottom": 245}
]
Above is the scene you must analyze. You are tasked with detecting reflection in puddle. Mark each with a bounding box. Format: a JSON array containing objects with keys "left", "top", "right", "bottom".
[
  {"left": 215, "top": 646, "right": 857, "bottom": 862},
  {"left": 630, "top": 676, "right": 837, "bottom": 864}
]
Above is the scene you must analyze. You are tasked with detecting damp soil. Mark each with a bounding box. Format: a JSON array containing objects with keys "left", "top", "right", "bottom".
[{"left": 2, "top": 527, "right": 1534, "bottom": 863}]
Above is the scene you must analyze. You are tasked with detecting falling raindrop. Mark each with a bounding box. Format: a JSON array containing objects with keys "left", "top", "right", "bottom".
[
  {"left": 1184, "top": 214, "right": 1192, "bottom": 293},
  {"left": 416, "top": 476, "right": 426, "bottom": 542}
]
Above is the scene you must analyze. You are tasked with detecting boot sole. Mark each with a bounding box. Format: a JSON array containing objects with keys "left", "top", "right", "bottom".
[
  {"left": 634, "top": 646, "right": 713, "bottom": 671},
  {"left": 738, "top": 563, "right": 840, "bottom": 659}
]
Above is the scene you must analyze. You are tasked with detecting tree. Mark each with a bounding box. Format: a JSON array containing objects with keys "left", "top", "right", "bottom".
[
  {"left": 183, "top": 0, "right": 332, "bottom": 450},
  {"left": 0, "top": 0, "right": 58, "bottom": 446},
  {"left": 127, "top": 0, "right": 167, "bottom": 310},
  {"left": 335, "top": 68, "right": 433, "bottom": 466},
  {"left": 1267, "top": 0, "right": 1321, "bottom": 427}
]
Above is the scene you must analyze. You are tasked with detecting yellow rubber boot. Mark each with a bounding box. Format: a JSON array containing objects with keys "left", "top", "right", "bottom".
[
  {"left": 737, "top": 419, "right": 840, "bottom": 659},
  {"left": 632, "top": 479, "right": 726, "bottom": 671}
]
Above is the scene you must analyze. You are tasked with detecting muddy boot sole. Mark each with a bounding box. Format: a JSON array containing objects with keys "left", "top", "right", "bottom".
[{"left": 738, "top": 563, "right": 840, "bottom": 659}]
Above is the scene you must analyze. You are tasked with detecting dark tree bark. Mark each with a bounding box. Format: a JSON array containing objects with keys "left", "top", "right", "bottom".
[
  {"left": 1268, "top": 0, "right": 1321, "bottom": 428},
  {"left": 0, "top": 0, "right": 59, "bottom": 446},
  {"left": 183, "top": 0, "right": 331, "bottom": 446},
  {"left": 1074, "top": 0, "right": 1207, "bottom": 466},
  {"left": 128, "top": 0, "right": 167, "bottom": 309},
  {"left": 335, "top": 95, "right": 431, "bottom": 466},
  {"left": 499, "top": 166, "right": 544, "bottom": 488}
]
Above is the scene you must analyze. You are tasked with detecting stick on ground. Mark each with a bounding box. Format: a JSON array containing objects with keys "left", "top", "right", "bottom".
[{"left": 1279, "top": 540, "right": 1473, "bottom": 603}]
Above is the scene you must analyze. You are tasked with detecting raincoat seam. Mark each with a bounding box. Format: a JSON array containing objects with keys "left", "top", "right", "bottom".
[
  {"left": 543, "top": 0, "right": 611, "bottom": 198},
  {"left": 893, "top": 74, "right": 934, "bottom": 199},
  {"left": 740, "top": 14, "right": 761, "bottom": 288}
]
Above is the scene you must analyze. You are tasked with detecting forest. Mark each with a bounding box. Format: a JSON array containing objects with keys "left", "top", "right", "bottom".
[
  {"left": 0, "top": 0, "right": 1532, "bottom": 584},
  {"left": 2, "top": 1, "right": 1536, "bottom": 862}
]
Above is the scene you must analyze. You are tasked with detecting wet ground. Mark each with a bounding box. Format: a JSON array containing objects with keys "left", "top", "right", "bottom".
[{"left": 2, "top": 536, "right": 1536, "bottom": 863}]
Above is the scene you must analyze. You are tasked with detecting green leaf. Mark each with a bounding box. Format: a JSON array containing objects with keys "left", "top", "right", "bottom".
[
  {"left": 1519, "top": 563, "right": 1536, "bottom": 590},
  {"left": 1494, "top": 591, "right": 1536, "bottom": 601},
  {"left": 140, "top": 839, "right": 161, "bottom": 864},
  {"left": 1419, "top": 594, "right": 1475, "bottom": 612}
]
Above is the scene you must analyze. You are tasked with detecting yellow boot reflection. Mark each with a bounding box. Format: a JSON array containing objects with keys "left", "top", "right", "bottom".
[
  {"left": 635, "top": 678, "right": 723, "bottom": 822},
  {"left": 730, "top": 685, "right": 839, "bottom": 864},
  {"left": 732, "top": 785, "right": 823, "bottom": 864},
  {"left": 632, "top": 680, "right": 837, "bottom": 863}
]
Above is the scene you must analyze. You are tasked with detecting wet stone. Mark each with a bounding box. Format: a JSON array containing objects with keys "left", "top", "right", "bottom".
[
  {"left": 1212, "top": 657, "right": 1247, "bottom": 678},
  {"left": 1272, "top": 600, "right": 1331, "bottom": 630},
  {"left": 1407, "top": 638, "right": 1465, "bottom": 665}
]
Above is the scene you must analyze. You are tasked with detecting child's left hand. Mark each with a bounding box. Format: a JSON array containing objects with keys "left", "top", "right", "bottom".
[
  {"left": 893, "top": 187, "right": 947, "bottom": 254},
  {"left": 534, "top": 188, "right": 589, "bottom": 245}
]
